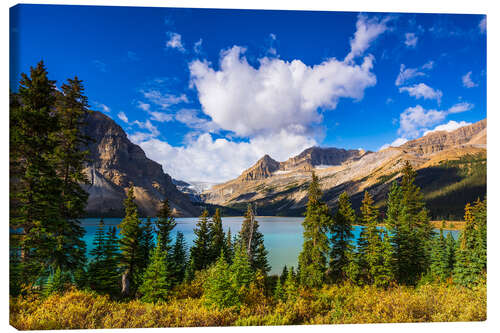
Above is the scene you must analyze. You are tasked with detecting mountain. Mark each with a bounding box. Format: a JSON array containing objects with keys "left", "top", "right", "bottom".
[
  {"left": 201, "top": 119, "right": 486, "bottom": 219},
  {"left": 82, "top": 111, "right": 200, "bottom": 217}
]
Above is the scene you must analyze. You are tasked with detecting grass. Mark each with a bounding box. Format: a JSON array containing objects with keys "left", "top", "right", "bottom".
[{"left": 10, "top": 282, "right": 485, "bottom": 329}]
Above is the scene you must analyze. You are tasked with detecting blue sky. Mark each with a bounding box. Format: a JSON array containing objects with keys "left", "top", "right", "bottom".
[{"left": 10, "top": 5, "right": 486, "bottom": 183}]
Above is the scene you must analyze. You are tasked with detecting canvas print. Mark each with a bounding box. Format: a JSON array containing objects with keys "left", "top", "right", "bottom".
[{"left": 9, "top": 4, "right": 487, "bottom": 329}]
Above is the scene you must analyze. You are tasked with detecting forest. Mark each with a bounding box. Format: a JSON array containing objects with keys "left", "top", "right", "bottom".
[{"left": 9, "top": 62, "right": 486, "bottom": 329}]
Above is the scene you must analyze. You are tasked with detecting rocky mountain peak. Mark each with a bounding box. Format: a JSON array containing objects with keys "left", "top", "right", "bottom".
[
  {"left": 239, "top": 154, "right": 280, "bottom": 181},
  {"left": 82, "top": 111, "right": 199, "bottom": 217},
  {"left": 281, "top": 146, "right": 367, "bottom": 171}
]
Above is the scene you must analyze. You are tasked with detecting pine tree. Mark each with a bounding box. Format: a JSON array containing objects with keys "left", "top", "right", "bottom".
[
  {"left": 284, "top": 267, "right": 298, "bottom": 302},
  {"left": 88, "top": 219, "right": 107, "bottom": 293},
  {"left": 375, "top": 230, "right": 394, "bottom": 288},
  {"left": 430, "top": 228, "right": 448, "bottom": 281},
  {"left": 190, "top": 209, "right": 212, "bottom": 272},
  {"left": 209, "top": 208, "right": 226, "bottom": 263},
  {"left": 298, "top": 172, "right": 332, "bottom": 287},
  {"left": 281, "top": 265, "right": 289, "bottom": 283},
  {"left": 445, "top": 232, "right": 456, "bottom": 277},
  {"left": 225, "top": 228, "right": 234, "bottom": 264},
  {"left": 172, "top": 231, "right": 187, "bottom": 285},
  {"left": 453, "top": 198, "right": 486, "bottom": 286},
  {"left": 239, "top": 204, "right": 270, "bottom": 274},
  {"left": 329, "top": 191, "right": 355, "bottom": 282},
  {"left": 102, "top": 226, "right": 121, "bottom": 297},
  {"left": 43, "top": 266, "right": 70, "bottom": 297},
  {"left": 139, "top": 235, "right": 172, "bottom": 303},
  {"left": 140, "top": 217, "right": 154, "bottom": 271},
  {"left": 10, "top": 61, "right": 63, "bottom": 285},
  {"left": 118, "top": 185, "right": 144, "bottom": 296},
  {"left": 204, "top": 251, "right": 239, "bottom": 309},
  {"left": 386, "top": 162, "right": 433, "bottom": 285},
  {"left": 52, "top": 76, "right": 90, "bottom": 274},
  {"left": 274, "top": 275, "right": 285, "bottom": 302},
  {"left": 155, "top": 198, "right": 176, "bottom": 253},
  {"left": 230, "top": 244, "right": 255, "bottom": 292}
]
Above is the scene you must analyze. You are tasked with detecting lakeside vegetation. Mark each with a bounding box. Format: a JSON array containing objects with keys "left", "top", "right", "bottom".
[{"left": 9, "top": 62, "right": 486, "bottom": 329}]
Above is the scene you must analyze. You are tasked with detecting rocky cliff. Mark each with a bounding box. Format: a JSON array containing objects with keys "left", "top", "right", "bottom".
[
  {"left": 82, "top": 111, "right": 199, "bottom": 217},
  {"left": 201, "top": 119, "right": 486, "bottom": 218}
]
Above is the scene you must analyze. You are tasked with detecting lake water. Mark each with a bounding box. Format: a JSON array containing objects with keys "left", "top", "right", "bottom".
[{"left": 81, "top": 217, "right": 460, "bottom": 275}]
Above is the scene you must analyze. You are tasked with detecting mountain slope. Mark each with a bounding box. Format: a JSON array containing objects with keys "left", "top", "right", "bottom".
[
  {"left": 82, "top": 111, "right": 200, "bottom": 217},
  {"left": 202, "top": 119, "right": 486, "bottom": 219}
]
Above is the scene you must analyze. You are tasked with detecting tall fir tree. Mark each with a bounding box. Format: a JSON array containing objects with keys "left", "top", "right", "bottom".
[
  {"left": 140, "top": 217, "right": 155, "bottom": 272},
  {"left": 298, "top": 172, "right": 332, "bottom": 287},
  {"left": 209, "top": 208, "right": 227, "bottom": 263},
  {"left": 88, "top": 219, "right": 107, "bottom": 293},
  {"left": 10, "top": 61, "right": 63, "bottom": 285},
  {"left": 52, "top": 76, "right": 90, "bottom": 273},
  {"left": 139, "top": 235, "right": 172, "bottom": 303},
  {"left": 230, "top": 244, "right": 255, "bottom": 291},
  {"left": 204, "top": 251, "right": 239, "bottom": 309},
  {"left": 386, "top": 161, "right": 433, "bottom": 285},
  {"left": 118, "top": 185, "right": 144, "bottom": 296},
  {"left": 155, "top": 198, "right": 176, "bottom": 252},
  {"left": 430, "top": 228, "right": 449, "bottom": 281},
  {"left": 172, "top": 231, "right": 188, "bottom": 285},
  {"left": 190, "top": 209, "right": 213, "bottom": 272},
  {"left": 102, "top": 226, "right": 121, "bottom": 297},
  {"left": 329, "top": 191, "right": 355, "bottom": 282},
  {"left": 225, "top": 228, "right": 234, "bottom": 264},
  {"left": 453, "top": 198, "right": 486, "bottom": 286},
  {"left": 239, "top": 204, "right": 270, "bottom": 274}
]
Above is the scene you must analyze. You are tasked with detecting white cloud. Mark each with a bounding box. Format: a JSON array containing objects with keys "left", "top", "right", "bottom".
[
  {"left": 117, "top": 111, "right": 129, "bottom": 123},
  {"left": 189, "top": 45, "right": 377, "bottom": 138},
  {"left": 194, "top": 38, "right": 203, "bottom": 54},
  {"left": 345, "top": 14, "right": 391, "bottom": 63},
  {"left": 137, "top": 131, "right": 316, "bottom": 183},
  {"left": 141, "top": 90, "right": 188, "bottom": 109},
  {"left": 462, "top": 71, "right": 478, "bottom": 88},
  {"left": 395, "top": 61, "right": 434, "bottom": 86},
  {"left": 423, "top": 120, "right": 472, "bottom": 136},
  {"left": 479, "top": 17, "right": 486, "bottom": 34},
  {"left": 129, "top": 119, "right": 161, "bottom": 143},
  {"left": 448, "top": 102, "right": 474, "bottom": 114},
  {"left": 175, "top": 109, "right": 218, "bottom": 132},
  {"left": 379, "top": 137, "right": 408, "bottom": 151},
  {"left": 398, "top": 102, "right": 473, "bottom": 138},
  {"left": 404, "top": 33, "right": 418, "bottom": 48},
  {"left": 137, "top": 101, "right": 151, "bottom": 112},
  {"left": 150, "top": 111, "right": 173, "bottom": 122},
  {"left": 166, "top": 32, "right": 185, "bottom": 52},
  {"left": 399, "top": 83, "right": 442, "bottom": 103}
]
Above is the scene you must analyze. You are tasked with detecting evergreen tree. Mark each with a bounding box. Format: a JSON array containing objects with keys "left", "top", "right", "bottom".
[
  {"left": 430, "top": 228, "right": 448, "bottom": 281},
  {"left": 52, "top": 77, "right": 90, "bottom": 273},
  {"left": 375, "top": 230, "right": 394, "bottom": 288},
  {"left": 230, "top": 244, "right": 255, "bottom": 291},
  {"left": 445, "top": 232, "right": 457, "bottom": 277},
  {"left": 239, "top": 204, "right": 270, "bottom": 274},
  {"left": 284, "top": 267, "right": 298, "bottom": 302},
  {"left": 43, "top": 266, "right": 70, "bottom": 297},
  {"left": 172, "top": 231, "right": 188, "bottom": 285},
  {"left": 298, "top": 172, "right": 332, "bottom": 287},
  {"left": 453, "top": 198, "right": 486, "bottom": 286},
  {"left": 140, "top": 217, "right": 155, "bottom": 271},
  {"left": 102, "top": 226, "right": 121, "bottom": 297},
  {"left": 155, "top": 198, "right": 176, "bottom": 253},
  {"left": 386, "top": 162, "right": 433, "bottom": 285},
  {"left": 118, "top": 185, "right": 144, "bottom": 296},
  {"left": 88, "top": 219, "right": 107, "bottom": 293},
  {"left": 190, "top": 209, "right": 212, "bottom": 272},
  {"left": 204, "top": 251, "right": 239, "bottom": 309},
  {"left": 281, "top": 265, "right": 289, "bottom": 283},
  {"left": 329, "top": 191, "right": 355, "bottom": 282},
  {"left": 225, "top": 228, "right": 234, "bottom": 264},
  {"left": 274, "top": 275, "right": 285, "bottom": 302},
  {"left": 10, "top": 61, "right": 63, "bottom": 284},
  {"left": 139, "top": 235, "right": 171, "bottom": 303},
  {"left": 209, "top": 208, "right": 226, "bottom": 263}
]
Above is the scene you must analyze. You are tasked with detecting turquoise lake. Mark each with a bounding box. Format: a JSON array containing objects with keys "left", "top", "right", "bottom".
[{"left": 81, "top": 217, "right": 460, "bottom": 275}]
